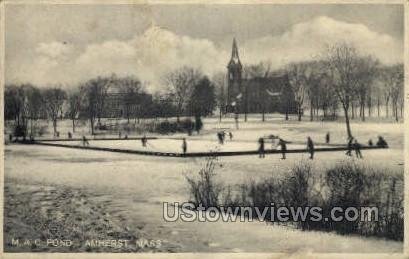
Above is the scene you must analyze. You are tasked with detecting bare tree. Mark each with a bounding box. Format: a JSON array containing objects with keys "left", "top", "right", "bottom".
[
  {"left": 380, "top": 67, "right": 395, "bottom": 118},
  {"left": 318, "top": 71, "right": 338, "bottom": 120},
  {"left": 372, "top": 80, "right": 383, "bottom": 118},
  {"left": 80, "top": 77, "right": 110, "bottom": 135},
  {"left": 324, "top": 43, "right": 362, "bottom": 139},
  {"left": 67, "top": 90, "right": 82, "bottom": 133},
  {"left": 43, "top": 88, "right": 67, "bottom": 136},
  {"left": 300, "top": 61, "right": 325, "bottom": 121},
  {"left": 27, "top": 87, "right": 44, "bottom": 136},
  {"left": 287, "top": 62, "right": 308, "bottom": 121},
  {"left": 389, "top": 64, "right": 404, "bottom": 122},
  {"left": 355, "top": 56, "right": 379, "bottom": 121},
  {"left": 5, "top": 85, "right": 25, "bottom": 126},
  {"left": 379, "top": 64, "right": 403, "bottom": 120},
  {"left": 164, "top": 66, "right": 202, "bottom": 122}
]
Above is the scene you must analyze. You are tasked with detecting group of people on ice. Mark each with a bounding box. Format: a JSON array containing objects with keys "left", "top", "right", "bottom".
[
  {"left": 257, "top": 133, "right": 388, "bottom": 160},
  {"left": 257, "top": 135, "right": 297, "bottom": 160},
  {"left": 138, "top": 134, "right": 188, "bottom": 155},
  {"left": 217, "top": 131, "right": 233, "bottom": 144},
  {"left": 77, "top": 128, "right": 388, "bottom": 158}
]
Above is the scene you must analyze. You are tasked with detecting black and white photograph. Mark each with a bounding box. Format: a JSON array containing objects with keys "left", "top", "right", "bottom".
[{"left": 2, "top": 1, "right": 406, "bottom": 255}]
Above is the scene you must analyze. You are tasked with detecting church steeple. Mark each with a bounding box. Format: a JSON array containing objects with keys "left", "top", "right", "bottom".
[
  {"left": 228, "top": 38, "right": 242, "bottom": 69},
  {"left": 227, "top": 38, "right": 243, "bottom": 108}
]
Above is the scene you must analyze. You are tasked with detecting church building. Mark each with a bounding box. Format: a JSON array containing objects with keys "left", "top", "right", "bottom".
[{"left": 226, "top": 38, "right": 297, "bottom": 115}]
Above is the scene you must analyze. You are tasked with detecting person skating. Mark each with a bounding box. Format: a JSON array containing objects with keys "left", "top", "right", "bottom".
[
  {"left": 345, "top": 136, "right": 354, "bottom": 156},
  {"left": 182, "top": 138, "right": 187, "bottom": 154},
  {"left": 82, "top": 136, "right": 89, "bottom": 146},
  {"left": 278, "top": 138, "right": 288, "bottom": 160},
  {"left": 141, "top": 135, "right": 147, "bottom": 147},
  {"left": 258, "top": 137, "right": 265, "bottom": 158},
  {"left": 234, "top": 113, "right": 239, "bottom": 129},
  {"left": 353, "top": 139, "right": 363, "bottom": 159},
  {"left": 307, "top": 136, "right": 314, "bottom": 159},
  {"left": 229, "top": 132, "right": 233, "bottom": 140},
  {"left": 325, "top": 132, "right": 330, "bottom": 144},
  {"left": 376, "top": 136, "right": 388, "bottom": 148},
  {"left": 217, "top": 131, "right": 225, "bottom": 145}
]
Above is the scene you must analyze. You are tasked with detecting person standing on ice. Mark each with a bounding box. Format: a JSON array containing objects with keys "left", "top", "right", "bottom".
[
  {"left": 217, "top": 132, "right": 225, "bottom": 145},
  {"left": 325, "top": 132, "right": 330, "bottom": 144},
  {"left": 307, "top": 137, "right": 315, "bottom": 159},
  {"left": 278, "top": 138, "right": 288, "bottom": 160},
  {"left": 353, "top": 139, "right": 363, "bottom": 159},
  {"left": 376, "top": 136, "right": 388, "bottom": 148},
  {"left": 229, "top": 132, "right": 233, "bottom": 141},
  {"left": 82, "top": 136, "right": 89, "bottom": 146},
  {"left": 234, "top": 113, "right": 239, "bottom": 129},
  {"left": 182, "top": 138, "right": 187, "bottom": 154},
  {"left": 345, "top": 136, "right": 354, "bottom": 156},
  {"left": 141, "top": 135, "right": 147, "bottom": 147},
  {"left": 217, "top": 132, "right": 222, "bottom": 144},
  {"left": 258, "top": 138, "right": 265, "bottom": 158}
]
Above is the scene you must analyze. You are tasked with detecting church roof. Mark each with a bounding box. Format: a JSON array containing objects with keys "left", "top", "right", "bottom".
[{"left": 228, "top": 38, "right": 242, "bottom": 68}]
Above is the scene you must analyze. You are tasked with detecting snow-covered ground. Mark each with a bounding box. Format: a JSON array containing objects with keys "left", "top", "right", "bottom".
[{"left": 4, "top": 115, "right": 404, "bottom": 252}]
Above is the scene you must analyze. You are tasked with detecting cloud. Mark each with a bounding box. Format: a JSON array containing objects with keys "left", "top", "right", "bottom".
[
  {"left": 72, "top": 25, "right": 228, "bottom": 90},
  {"left": 36, "top": 41, "right": 73, "bottom": 59},
  {"left": 242, "top": 16, "right": 403, "bottom": 68},
  {"left": 7, "top": 16, "right": 402, "bottom": 91}
]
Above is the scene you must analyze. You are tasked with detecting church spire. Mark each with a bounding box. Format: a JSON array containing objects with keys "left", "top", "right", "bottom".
[
  {"left": 228, "top": 38, "right": 242, "bottom": 68},
  {"left": 231, "top": 38, "right": 239, "bottom": 60}
]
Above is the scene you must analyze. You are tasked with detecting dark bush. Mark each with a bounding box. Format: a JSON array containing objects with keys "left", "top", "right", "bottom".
[
  {"left": 185, "top": 156, "right": 223, "bottom": 208},
  {"left": 13, "top": 125, "right": 26, "bottom": 138},
  {"left": 186, "top": 160, "right": 403, "bottom": 241},
  {"left": 154, "top": 119, "right": 195, "bottom": 134},
  {"left": 324, "top": 163, "right": 365, "bottom": 234},
  {"left": 194, "top": 115, "right": 203, "bottom": 133},
  {"left": 155, "top": 121, "right": 177, "bottom": 134},
  {"left": 179, "top": 119, "right": 195, "bottom": 134},
  {"left": 326, "top": 162, "right": 364, "bottom": 206}
]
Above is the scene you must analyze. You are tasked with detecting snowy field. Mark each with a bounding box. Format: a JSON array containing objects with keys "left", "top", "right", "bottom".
[{"left": 4, "top": 115, "right": 404, "bottom": 252}]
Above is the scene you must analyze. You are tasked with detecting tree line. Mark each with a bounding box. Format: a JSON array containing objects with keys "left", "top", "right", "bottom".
[
  {"left": 5, "top": 42, "right": 404, "bottom": 139},
  {"left": 5, "top": 71, "right": 217, "bottom": 137},
  {"left": 287, "top": 43, "right": 404, "bottom": 125}
]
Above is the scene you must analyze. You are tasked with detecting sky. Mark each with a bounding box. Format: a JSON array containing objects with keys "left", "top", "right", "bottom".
[{"left": 5, "top": 4, "right": 404, "bottom": 91}]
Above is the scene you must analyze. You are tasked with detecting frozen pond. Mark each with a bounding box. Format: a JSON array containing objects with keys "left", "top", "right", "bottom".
[{"left": 45, "top": 138, "right": 331, "bottom": 153}]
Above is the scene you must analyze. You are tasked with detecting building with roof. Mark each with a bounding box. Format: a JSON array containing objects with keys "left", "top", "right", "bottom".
[{"left": 226, "top": 38, "right": 297, "bottom": 115}]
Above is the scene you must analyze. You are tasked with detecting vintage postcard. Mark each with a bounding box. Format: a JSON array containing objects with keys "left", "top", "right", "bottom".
[{"left": 1, "top": 0, "right": 407, "bottom": 258}]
